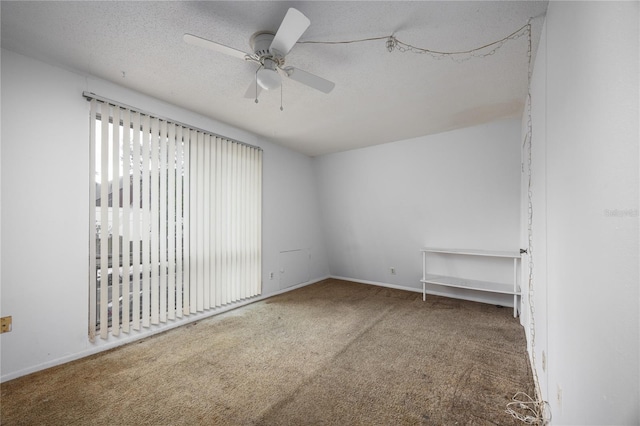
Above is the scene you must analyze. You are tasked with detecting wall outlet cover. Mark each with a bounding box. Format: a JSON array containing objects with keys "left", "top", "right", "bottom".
[{"left": 1, "top": 316, "right": 13, "bottom": 333}]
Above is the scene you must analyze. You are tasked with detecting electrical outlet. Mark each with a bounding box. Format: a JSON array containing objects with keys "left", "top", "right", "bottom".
[
  {"left": 1, "top": 316, "right": 12, "bottom": 333},
  {"left": 390, "top": 267, "right": 396, "bottom": 275},
  {"left": 269, "top": 272, "right": 274, "bottom": 280}
]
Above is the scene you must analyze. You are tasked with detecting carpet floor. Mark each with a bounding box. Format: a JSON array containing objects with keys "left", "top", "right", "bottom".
[{"left": 1, "top": 279, "right": 534, "bottom": 425}]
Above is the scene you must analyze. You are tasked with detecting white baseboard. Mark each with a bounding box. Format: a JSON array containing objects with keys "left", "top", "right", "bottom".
[
  {"left": 1, "top": 275, "right": 331, "bottom": 383},
  {"left": 330, "top": 275, "right": 515, "bottom": 308},
  {"left": 2, "top": 275, "right": 513, "bottom": 383},
  {"left": 331, "top": 276, "right": 423, "bottom": 294}
]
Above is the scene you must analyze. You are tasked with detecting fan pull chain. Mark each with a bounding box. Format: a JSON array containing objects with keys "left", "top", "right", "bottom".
[
  {"left": 280, "top": 84, "right": 284, "bottom": 111},
  {"left": 254, "top": 67, "right": 259, "bottom": 104}
]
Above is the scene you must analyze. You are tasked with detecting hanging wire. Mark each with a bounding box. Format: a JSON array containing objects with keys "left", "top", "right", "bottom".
[
  {"left": 390, "top": 22, "right": 529, "bottom": 61},
  {"left": 298, "top": 35, "right": 390, "bottom": 45},
  {"left": 298, "top": 22, "right": 530, "bottom": 62},
  {"left": 506, "top": 392, "right": 548, "bottom": 425},
  {"left": 505, "top": 19, "right": 550, "bottom": 426}
]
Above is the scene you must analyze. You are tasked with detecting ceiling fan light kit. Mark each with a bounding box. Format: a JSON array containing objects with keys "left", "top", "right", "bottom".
[
  {"left": 256, "top": 60, "right": 281, "bottom": 91},
  {"left": 184, "top": 7, "right": 334, "bottom": 107}
]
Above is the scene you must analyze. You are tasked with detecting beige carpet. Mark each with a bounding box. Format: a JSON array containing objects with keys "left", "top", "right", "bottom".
[{"left": 1, "top": 279, "right": 534, "bottom": 425}]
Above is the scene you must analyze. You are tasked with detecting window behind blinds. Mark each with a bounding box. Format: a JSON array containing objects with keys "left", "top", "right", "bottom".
[{"left": 88, "top": 96, "right": 262, "bottom": 341}]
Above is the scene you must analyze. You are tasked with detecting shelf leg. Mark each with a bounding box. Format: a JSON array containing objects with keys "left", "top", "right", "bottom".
[
  {"left": 422, "top": 251, "right": 426, "bottom": 302},
  {"left": 513, "top": 257, "right": 517, "bottom": 318}
]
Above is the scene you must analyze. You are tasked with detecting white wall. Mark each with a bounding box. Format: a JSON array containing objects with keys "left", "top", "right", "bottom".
[
  {"left": 262, "top": 141, "right": 330, "bottom": 293},
  {"left": 0, "top": 49, "right": 329, "bottom": 381},
  {"left": 315, "top": 118, "right": 522, "bottom": 306},
  {"left": 524, "top": 2, "right": 639, "bottom": 424}
]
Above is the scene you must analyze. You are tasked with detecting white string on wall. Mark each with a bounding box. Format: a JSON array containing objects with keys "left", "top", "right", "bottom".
[{"left": 506, "top": 20, "right": 549, "bottom": 425}]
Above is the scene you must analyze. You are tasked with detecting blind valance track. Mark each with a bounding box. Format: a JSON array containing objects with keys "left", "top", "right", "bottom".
[{"left": 83, "top": 91, "right": 262, "bottom": 152}]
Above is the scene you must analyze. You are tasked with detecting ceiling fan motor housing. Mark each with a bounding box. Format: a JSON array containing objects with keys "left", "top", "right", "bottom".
[{"left": 250, "top": 31, "right": 283, "bottom": 60}]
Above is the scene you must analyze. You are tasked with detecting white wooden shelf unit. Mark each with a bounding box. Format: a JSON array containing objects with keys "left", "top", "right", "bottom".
[{"left": 420, "top": 247, "right": 521, "bottom": 317}]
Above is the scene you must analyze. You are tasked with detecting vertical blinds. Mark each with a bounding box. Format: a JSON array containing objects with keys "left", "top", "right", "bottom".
[{"left": 88, "top": 97, "right": 262, "bottom": 341}]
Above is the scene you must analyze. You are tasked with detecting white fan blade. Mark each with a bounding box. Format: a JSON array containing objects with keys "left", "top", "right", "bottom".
[
  {"left": 183, "top": 33, "right": 248, "bottom": 60},
  {"left": 285, "top": 67, "right": 335, "bottom": 94},
  {"left": 269, "top": 8, "right": 310, "bottom": 56},
  {"left": 244, "top": 79, "right": 263, "bottom": 99}
]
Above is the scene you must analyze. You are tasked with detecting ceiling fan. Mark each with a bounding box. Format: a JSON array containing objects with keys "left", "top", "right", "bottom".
[{"left": 183, "top": 8, "right": 335, "bottom": 99}]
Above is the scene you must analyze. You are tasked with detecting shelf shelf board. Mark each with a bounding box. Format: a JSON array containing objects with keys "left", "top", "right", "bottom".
[
  {"left": 421, "top": 274, "right": 520, "bottom": 295},
  {"left": 421, "top": 247, "right": 521, "bottom": 258}
]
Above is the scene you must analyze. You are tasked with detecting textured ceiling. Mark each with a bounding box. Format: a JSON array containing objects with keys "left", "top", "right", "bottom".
[{"left": 1, "top": 1, "right": 548, "bottom": 156}]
